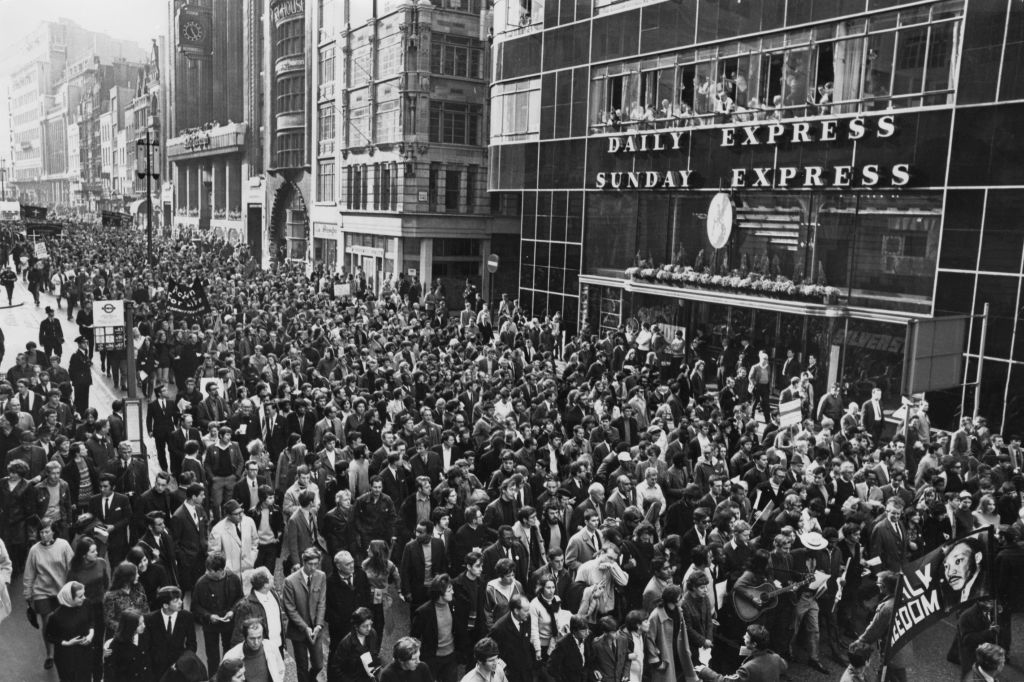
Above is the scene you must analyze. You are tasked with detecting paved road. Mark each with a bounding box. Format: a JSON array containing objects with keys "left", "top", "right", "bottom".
[{"left": 0, "top": 278, "right": 1021, "bottom": 681}]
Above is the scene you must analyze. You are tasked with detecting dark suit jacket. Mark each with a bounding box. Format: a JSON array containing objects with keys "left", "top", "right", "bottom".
[
  {"left": 143, "top": 609, "right": 197, "bottom": 677},
  {"left": 481, "top": 539, "right": 528, "bottom": 584},
  {"left": 287, "top": 411, "right": 316, "bottom": 452},
  {"left": 379, "top": 466, "right": 409, "bottom": 507},
  {"left": 409, "top": 451, "right": 444, "bottom": 487},
  {"left": 488, "top": 612, "right": 535, "bottom": 682},
  {"left": 167, "top": 427, "right": 201, "bottom": 465},
  {"left": 232, "top": 475, "right": 267, "bottom": 511},
  {"left": 325, "top": 568, "right": 371, "bottom": 637},
  {"left": 147, "top": 398, "right": 179, "bottom": 436},
  {"left": 88, "top": 492, "right": 132, "bottom": 553},
  {"left": 546, "top": 631, "right": 590, "bottom": 682},
  {"left": 322, "top": 504, "right": 358, "bottom": 559},
  {"left": 170, "top": 503, "right": 209, "bottom": 587},
  {"left": 400, "top": 537, "right": 449, "bottom": 605},
  {"left": 869, "top": 519, "right": 908, "bottom": 572}
]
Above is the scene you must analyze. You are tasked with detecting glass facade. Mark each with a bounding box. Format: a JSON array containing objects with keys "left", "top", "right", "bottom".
[{"left": 491, "top": 0, "right": 1024, "bottom": 432}]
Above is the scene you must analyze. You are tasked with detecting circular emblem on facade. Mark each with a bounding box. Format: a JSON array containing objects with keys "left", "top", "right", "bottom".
[
  {"left": 183, "top": 20, "right": 204, "bottom": 42},
  {"left": 706, "top": 192, "right": 734, "bottom": 249},
  {"left": 101, "top": 303, "right": 117, "bottom": 315}
]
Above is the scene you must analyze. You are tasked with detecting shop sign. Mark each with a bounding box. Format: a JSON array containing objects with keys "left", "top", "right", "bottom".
[
  {"left": 348, "top": 244, "right": 384, "bottom": 258},
  {"left": 271, "top": 0, "right": 304, "bottom": 27},
  {"left": 596, "top": 114, "right": 910, "bottom": 190},
  {"left": 838, "top": 329, "right": 904, "bottom": 354},
  {"left": 183, "top": 130, "right": 211, "bottom": 151}
]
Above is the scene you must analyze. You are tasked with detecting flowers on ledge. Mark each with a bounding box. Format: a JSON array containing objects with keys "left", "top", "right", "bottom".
[{"left": 624, "top": 265, "right": 841, "bottom": 302}]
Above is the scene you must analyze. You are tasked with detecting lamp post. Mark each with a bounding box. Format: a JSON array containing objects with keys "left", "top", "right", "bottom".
[
  {"left": 0, "top": 158, "right": 7, "bottom": 200},
  {"left": 136, "top": 117, "right": 160, "bottom": 266}
]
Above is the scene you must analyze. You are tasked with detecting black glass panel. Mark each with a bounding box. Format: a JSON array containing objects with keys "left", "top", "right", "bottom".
[
  {"left": 980, "top": 190, "right": 1024, "bottom": 274},
  {"left": 938, "top": 190, "right": 983, "bottom": 271}
]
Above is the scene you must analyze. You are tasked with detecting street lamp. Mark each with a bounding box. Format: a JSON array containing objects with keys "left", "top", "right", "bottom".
[{"left": 136, "top": 116, "right": 160, "bottom": 266}]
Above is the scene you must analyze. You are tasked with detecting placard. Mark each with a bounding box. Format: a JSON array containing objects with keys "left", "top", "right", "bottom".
[
  {"left": 34, "top": 242, "right": 48, "bottom": 259},
  {"left": 333, "top": 282, "right": 351, "bottom": 298},
  {"left": 778, "top": 398, "right": 803, "bottom": 427}
]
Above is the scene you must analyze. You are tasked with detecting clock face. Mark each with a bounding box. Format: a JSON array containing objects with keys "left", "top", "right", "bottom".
[
  {"left": 706, "top": 192, "right": 734, "bottom": 249},
  {"left": 183, "top": 20, "right": 204, "bottom": 42}
]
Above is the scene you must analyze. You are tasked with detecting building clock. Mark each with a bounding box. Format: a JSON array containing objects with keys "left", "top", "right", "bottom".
[
  {"left": 706, "top": 192, "right": 734, "bottom": 249},
  {"left": 182, "top": 19, "right": 204, "bottom": 42}
]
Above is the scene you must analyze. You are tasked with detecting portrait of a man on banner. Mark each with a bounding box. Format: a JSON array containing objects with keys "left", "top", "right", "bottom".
[{"left": 884, "top": 527, "right": 994, "bottom": 661}]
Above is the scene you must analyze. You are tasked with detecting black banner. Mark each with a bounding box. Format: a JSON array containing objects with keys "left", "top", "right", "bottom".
[
  {"left": 21, "top": 205, "right": 47, "bottom": 220},
  {"left": 101, "top": 211, "right": 132, "bottom": 228},
  {"left": 166, "top": 277, "right": 211, "bottom": 317},
  {"left": 884, "top": 527, "right": 994, "bottom": 660}
]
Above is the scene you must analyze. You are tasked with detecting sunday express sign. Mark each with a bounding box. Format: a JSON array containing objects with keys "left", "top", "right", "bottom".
[
  {"left": 883, "top": 527, "right": 994, "bottom": 660},
  {"left": 595, "top": 114, "right": 910, "bottom": 190}
]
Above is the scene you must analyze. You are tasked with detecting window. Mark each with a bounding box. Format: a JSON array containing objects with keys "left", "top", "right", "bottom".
[
  {"left": 429, "top": 102, "right": 482, "bottom": 145},
  {"left": 428, "top": 163, "right": 440, "bottom": 211},
  {"left": 446, "top": 168, "right": 461, "bottom": 211},
  {"left": 275, "top": 18, "right": 304, "bottom": 59},
  {"left": 318, "top": 46, "right": 335, "bottom": 87},
  {"left": 348, "top": 105, "right": 371, "bottom": 147},
  {"left": 286, "top": 208, "right": 307, "bottom": 260},
  {"left": 318, "top": 0, "right": 336, "bottom": 35},
  {"left": 430, "top": 0, "right": 482, "bottom": 12},
  {"left": 351, "top": 43, "right": 372, "bottom": 87},
  {"left": 317, "top": 159, "right": 335, "bottom": 202},
  {"left": 376, "top": 100, "right": 400, "bottom": 143},
  {"left": 430, "top": 36, "right": 484, "bottom": 79},
  {"left": 276, "top": 74, "right": 305, "bottom": 115},
  {"left": 380, "top": 163, "right": 393, "bottom": 210},
  {"left": 466, "top": 165, "right": 477, "bottom": 213},
  {"left": 318, "top": 103, "right": 335, "bottom": 145},
  {"left": 347, "top": 165, "right": 365, "bottom": 209},
  {"left": 378, "top": 35, "right": 403, "bottom": 78},
  {"left": 491, "top": 78, "right": 541, "bottom": 142},
  {"left": 275, "top": 131, "right": 304, "bottom": 168}
]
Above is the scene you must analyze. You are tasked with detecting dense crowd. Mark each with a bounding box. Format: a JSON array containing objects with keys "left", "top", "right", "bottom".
[{"left": 0, "top": 219, "right": 1021, "bottom": 682}]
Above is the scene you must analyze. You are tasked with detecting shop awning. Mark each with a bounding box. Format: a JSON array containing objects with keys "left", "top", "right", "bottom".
[
  {"left": 128, "top": 199, "right": 148, "bottom": 215},
  {"left": 579, "top": 274, "right": 915, "bottom": 325}
]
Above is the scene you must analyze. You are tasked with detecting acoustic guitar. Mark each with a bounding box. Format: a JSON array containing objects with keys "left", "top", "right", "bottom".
[{"left": 732, "top": 572, "right": 828, "bottom": 622}]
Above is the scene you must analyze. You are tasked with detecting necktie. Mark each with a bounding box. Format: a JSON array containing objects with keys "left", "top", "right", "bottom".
[
  {"left": 103, "top": 496, "right": 110, "bottom": 520},
  {"left": 310, "top": 515, "right": 319, "bottom": 544},
  {"left": 591, "top": 533, "right": 600, "bottom": 555},
  {"left": 166, "top": 615, "right": 172, "bottom": 633}
]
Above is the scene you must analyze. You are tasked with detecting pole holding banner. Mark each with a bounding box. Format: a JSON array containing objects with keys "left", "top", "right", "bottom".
[{"left": 974, "top": 302, "right": 989, "bottom": 419}]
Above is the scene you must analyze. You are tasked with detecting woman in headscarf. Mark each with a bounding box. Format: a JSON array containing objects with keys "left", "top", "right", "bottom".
[
  {"left": 45, "top": 581, "right": 94, "bottom": 682},
  {"left": 105, "top": 609, "right": 152, "bottom": 682},
  {"left": 67, "top": 535, "right": 111, "bottom": 682}
]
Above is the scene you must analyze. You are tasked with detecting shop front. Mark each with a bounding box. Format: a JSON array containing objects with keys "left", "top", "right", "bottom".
[{"left": 582, "top": 274, "right": 910, "bottom": 411}]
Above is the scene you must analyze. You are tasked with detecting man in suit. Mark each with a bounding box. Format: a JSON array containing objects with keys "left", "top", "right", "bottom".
[
  {"left": 170, "top": 483, "right": 210, "bottom": 598},
  {"left": 261, "top": 401, "right": 290, "bottom": 462},
  {"left": 147, "top": 383, "right": 179, "bottom": 472},
  {"left": 488, "top": 594, "right": 536, "bottom": 682},
  {"left": 379, "top": 451, "right": 410, "bottom": 505},
  {"left": 546, "top": 615, "right": 591, "bottom": 682},
  {"left": 282, "top": 547, "right": 328, "bottom": 682},
  {"left": 569, "top": 482, "right": 605, "bottom": 532},
  {"left": 167, "top": 413, "right": 202, "bottom": 478},
  {"left": 226, "top": 399, "right": 259, "bottom": 451},
  {"left": 233, "top": 459, "right": 266, "bottom": 512},
  {"left": 84, "top": 419, "right": 117, "bottom": 471},
  {"left": 313, "top": 404, "right": 344, "bottom": 452},
  {"left": 409, "top": 441, "right": 444, "bottom": 488},
  {"left": 565, "top": 509, "right": 603, "bottom": 572},
  {"left": 140, "top": 510, "right": 179, "bottom": 587},
  {"left": 940, "top": 536, "right": 989, "bottom": 606},
  {"left": 860, "top": 387, "right": 886, "bottom": 445},
  {"left": 287, "top": 399, "right": 317, "bottom": 453},
  {"left": 481, "top": 524, "right": 529, "bottom": 584},
  {"left": 400, "top": 520, "right": 449, "bottom": 607},
  {"left": 869, "top": 498, "right": 909, "bottom": 573},
  {"left": 325, "top": 549, "right": 370, "bottom": 662},
  {"left": 39, "top": 306, "right": 64, "bottom": 358},
  {"left": 14, "top": 379, "right": 44, "bottom": 424},
  {"left": 133, "top": 471, "right": 176, "bottom": 535},
  {"left": 144, "top": 586, "right": 197, "bottom": 678},
  {"left": 68, "top": 335, "right": 92, "bottom": 418},
  {"left": 282, "top": 490, "right": 325, "bottom": 575},
  {"left": 105, "top": 441, "right": 150, "bottom": 500},
  {"left": 89, "top": 473, "right": 133, "bottom": 564}
]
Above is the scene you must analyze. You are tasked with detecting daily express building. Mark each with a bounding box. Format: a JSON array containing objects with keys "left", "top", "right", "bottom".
[{"left": 488, "top": 0, "right": 1024, "bottom": 430}]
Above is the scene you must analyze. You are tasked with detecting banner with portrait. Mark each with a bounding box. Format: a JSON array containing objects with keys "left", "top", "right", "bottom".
[{"left": 884, "top": 527, "right": 995, "bottom": 660}]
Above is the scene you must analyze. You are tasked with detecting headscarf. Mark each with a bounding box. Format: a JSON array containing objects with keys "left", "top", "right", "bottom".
[{"left": 57, "top": 581, "right": 83, "bottom": 608}]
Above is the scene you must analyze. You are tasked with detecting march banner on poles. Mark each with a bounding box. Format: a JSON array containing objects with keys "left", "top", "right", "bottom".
[{"left": 883, "top": 527, "right": 995, "bottom": 660}]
